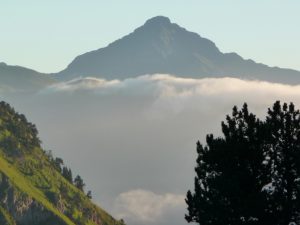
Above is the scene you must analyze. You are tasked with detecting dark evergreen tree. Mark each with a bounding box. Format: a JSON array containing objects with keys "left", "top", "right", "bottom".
[
  {"left": 263, "top": 101, "right": 300, "bottom": 224},
  {"left": 54, "top": 157, "right": 64, "bottom": 173},
  {"left": 186, "top": 104, "right": 268, "bottom": 224},
  {"left": 86, "top": 190, "right": 92, "bottom": 199},
  {"left": 186, "top": 102, "right": 300, "bottom": 225},
  {"left": 62, "top": 167, "right": 73, "bottom": 183},
  {"left": 74, "top": 175, "right": 85, "bottom": 192}
]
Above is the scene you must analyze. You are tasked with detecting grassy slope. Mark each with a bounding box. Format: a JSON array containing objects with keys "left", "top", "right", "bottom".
[
  {"left": 0, "top": 152, "right": 120, "bottom": 225},
  {"left": 0, "top": 102, "right": 123, "bottom": 225},
  {"left": 0, "top": 154, "right": 75, "bottom": 225}
]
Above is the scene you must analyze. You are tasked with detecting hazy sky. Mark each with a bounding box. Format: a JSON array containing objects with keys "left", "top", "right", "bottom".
[
  {"left": 4, "top": 75, "right": 300, "bottom": 225},
  {"left": 1, "top": 0, "right": 299, "bottom": 73},
  {"left": 1, "top": 2, "right": 300, "bottom": 225}
]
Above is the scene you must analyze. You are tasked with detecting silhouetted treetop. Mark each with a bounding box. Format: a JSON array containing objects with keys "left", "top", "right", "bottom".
[{"left": 186, "top": 101, "right": 300, "bottom": 225}]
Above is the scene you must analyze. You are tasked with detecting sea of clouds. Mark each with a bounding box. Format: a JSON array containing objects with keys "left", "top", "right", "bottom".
[{"left": 3, "top": 74, "right": 300, "bottom": 225}]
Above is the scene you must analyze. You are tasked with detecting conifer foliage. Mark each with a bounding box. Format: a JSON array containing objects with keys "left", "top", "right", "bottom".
[{"left": 186, "top": 101, "right": 300, "bottom": 225}]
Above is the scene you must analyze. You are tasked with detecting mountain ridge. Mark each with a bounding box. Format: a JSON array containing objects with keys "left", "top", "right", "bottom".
[
  {"left": 0, "top": 62, "right": 55, "bottom": 92},
  {"left": 55, "top": 16, "right": 300, "bottom": 84},
  {"left": 1, "top": 16, "right": 300, "bottom": 87}
]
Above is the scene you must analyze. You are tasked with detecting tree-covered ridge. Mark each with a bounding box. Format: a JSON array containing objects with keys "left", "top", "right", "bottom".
[
  {"left": 0, "top": 101, "right": 40, "bottom": 156},
  {"left": 186, "top": 101, "right": 300, "bottom": 225},
  {"left": 0, "top": 101, "right": 124, "bottom": 225}
]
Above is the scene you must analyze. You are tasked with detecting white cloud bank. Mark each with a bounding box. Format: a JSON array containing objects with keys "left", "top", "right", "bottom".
[
  {"left": 113, "top": 189, "right": 185, "bottom": 223},
  {"left": 46, "top": 74, "right": 300, "bottom": 99},
  {"left": 11, "top": 74, "right": 300, "bottom": 225},
  {"left": 45, "top": 74, "right": 300, "bottom": 117}
]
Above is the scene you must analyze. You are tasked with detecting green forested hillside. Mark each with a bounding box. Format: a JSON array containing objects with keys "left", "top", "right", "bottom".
[{"left": 0, "top": 101, "right": 124, "bottom": 225}]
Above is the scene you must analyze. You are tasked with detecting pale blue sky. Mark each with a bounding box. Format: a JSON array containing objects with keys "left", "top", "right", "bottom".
[{"left": 0, "top": 0, "right": 299, "bottom": 73}]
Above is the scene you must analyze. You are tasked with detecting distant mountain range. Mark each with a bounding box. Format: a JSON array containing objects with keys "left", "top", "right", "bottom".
[
  {"left": 1, "top": 16, "right": 300, "bottom": 89},
  {"left": 0, "top": 62, "right": 54, "bottom": 92},
  {"left": 56, "top": 16, "right": 300, "bottom": 84}
]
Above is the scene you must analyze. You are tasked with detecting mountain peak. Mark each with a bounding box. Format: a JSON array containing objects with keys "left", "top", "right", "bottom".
[
  {"left": 56, "top": 16, "right": 300, "bottom": 84},
  {"left": 144, "top": 16, "right": 171, "bottom": 26}
]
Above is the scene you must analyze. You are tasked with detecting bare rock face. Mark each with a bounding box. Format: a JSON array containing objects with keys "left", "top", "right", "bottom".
[
  {"left": 0, "top": 172, "right": 104, "bottom": 225},
  {"left": 0, "top": 173, "right": 65, "bottom": 225},
  {"left": 87, "top": 210, "right": 103, "bottom": 225}
]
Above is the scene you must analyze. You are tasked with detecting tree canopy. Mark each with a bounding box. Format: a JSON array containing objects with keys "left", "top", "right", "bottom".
[
  {"left": 186, "top": 101, "right": 300, "bottom": 225},
  {"left": 74, "top": 175, "right": 85, "bottom": 192}
]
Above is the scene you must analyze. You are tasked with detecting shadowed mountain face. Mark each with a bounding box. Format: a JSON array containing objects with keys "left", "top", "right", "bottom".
[
  {"left": 0, "top": 62, "right": 55, "bottom": 92},
  {"left": 56, "top": 16, "right": 300, "bottom": 84}
]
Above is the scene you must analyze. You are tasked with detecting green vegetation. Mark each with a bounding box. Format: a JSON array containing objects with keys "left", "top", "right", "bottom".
[
  {"left": 186, "top": 101, "right": 300, "bottom": 225},
  {"left": 0, "top": 101, "right": 125, "bottom": 225},
  {"left": 0, "top": 205, "right": 15, "bottom": 225}
]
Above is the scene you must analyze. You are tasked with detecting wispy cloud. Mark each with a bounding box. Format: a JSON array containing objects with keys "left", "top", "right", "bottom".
[
  {"left": 46, "top": 74, "right": 300, "bottom": 98},
  {"left": 113, "top": 189, "right": 185, "bottom": 223},
  {"left": 146, "top": 75, "right": 300, "bottom": 117},
  {"left": 44, "top": 74, "right": 300, "bottom": 117},
  {"left": 45, "top": 77, "right": 120, "bottom": 92}
]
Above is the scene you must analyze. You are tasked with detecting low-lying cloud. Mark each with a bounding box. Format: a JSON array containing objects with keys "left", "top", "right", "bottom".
[
  {"left": 44, "top": 74, "right": 300, "bottom": 117},
  {"left": 46, "top": 77, "right": 120, "bottom": 92},
  {"left": 4, "top": 74, "right": 300, "bottom": 225},
  {"left": 113, "top": 189, "right": 185, "bottom": 224},
  {"left": 46, "top": 74, "right": 300, "bottom": 100}
]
